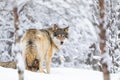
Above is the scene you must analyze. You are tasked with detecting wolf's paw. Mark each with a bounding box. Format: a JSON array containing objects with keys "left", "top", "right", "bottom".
[{"left": 39, "top": 69, "right": 46, "bottom": 73}]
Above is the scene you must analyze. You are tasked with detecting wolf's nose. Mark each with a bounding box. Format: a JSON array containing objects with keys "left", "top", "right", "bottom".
[{"left": 61, "top": 41, "right": 64, "bottom": 45}]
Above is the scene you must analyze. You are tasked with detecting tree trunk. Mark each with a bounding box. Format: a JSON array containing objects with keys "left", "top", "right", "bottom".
[
  {"left": 13, "top": 5, "right": 20, "bottom": 43},
  {"left": 99, "top": 0, "right": 110, "bottom": 80}
]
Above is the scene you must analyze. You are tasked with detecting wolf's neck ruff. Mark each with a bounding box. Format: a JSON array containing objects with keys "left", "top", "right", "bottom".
[
  {"left": 40, "top": 29, "right": 60, "bottom": 51},
  {"left": 46, "top": 29, "right": 60, "bottom": 51}
]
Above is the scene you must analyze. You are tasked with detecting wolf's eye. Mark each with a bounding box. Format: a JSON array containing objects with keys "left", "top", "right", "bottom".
[
  {"left": 57, "top": 35, "right": 61, "bottom": 37},
  {"left": 65, "top": 34, "right": 68, "bottom": 38},
  {"left": 54, "top": 32, "right": 57, "bottom": 36}
]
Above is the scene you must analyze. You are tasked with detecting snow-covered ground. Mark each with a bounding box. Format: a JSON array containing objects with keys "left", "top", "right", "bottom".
[{"left": 0, "top": 67, "right": 119, "bottom": 80}]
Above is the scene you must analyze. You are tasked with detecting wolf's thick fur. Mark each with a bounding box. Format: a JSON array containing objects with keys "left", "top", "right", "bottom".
[{"left": 21, "top": 24, "right": 69, "bottom": 74}]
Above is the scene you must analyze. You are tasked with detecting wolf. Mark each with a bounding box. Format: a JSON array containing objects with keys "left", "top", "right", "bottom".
[{"left": 19, "top": 24, "right": 69, "bottom": 76}]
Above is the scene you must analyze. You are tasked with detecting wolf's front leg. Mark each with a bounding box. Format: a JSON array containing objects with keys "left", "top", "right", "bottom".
[
  {"left": 39, "top": 56, "right": 46, "bottom": 73},
  {"left": 46, "top": 56, "right": 52, "bottom": 74},
  {"left": 46, "top": 46, "right": 53, "bottom": 74}
]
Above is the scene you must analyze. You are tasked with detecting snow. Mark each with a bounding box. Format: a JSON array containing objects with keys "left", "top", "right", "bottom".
[
  {"left": 16, "top": 53, "right": 25, "bottom": 72},
  {"left": 101, "top": 53, "right": 112, "bottom": 71},
  {"left": 0, "top": 67, "right": 119, "bottom": 80}
]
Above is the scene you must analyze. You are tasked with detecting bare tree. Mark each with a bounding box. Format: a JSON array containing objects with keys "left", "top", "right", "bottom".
[{"left": 98, "top": 0, "right": 110, "bottom": 80}]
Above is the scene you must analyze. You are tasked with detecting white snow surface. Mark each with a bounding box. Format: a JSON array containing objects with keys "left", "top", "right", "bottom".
[{"left": 0, "top": 67, "right": 119, "bottom": 80}]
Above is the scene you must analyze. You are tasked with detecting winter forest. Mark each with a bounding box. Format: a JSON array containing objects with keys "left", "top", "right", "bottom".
[{"left": 0, "top": 0, "right": 120, "bottom": 80}]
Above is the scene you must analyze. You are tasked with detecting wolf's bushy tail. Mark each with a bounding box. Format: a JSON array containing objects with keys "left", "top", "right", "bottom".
[{"left": 16, "top": 53, "right": 25, "bottom": 80}]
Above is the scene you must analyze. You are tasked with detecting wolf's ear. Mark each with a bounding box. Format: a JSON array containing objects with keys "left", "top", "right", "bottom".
[
  {"left": 52, "top": 24, "right": 58, "bottom": 31},
  {"left": 64, "top": 26, "right": 69, "bottom": 32}
]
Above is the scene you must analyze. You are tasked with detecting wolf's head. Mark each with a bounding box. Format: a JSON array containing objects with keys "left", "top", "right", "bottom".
[{"left": 51, "top": 24, "right": 69, "bottom": 48}]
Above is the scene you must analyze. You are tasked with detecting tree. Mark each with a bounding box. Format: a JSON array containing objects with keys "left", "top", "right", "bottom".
[{"left": 98, "top": 0, "right": 110, "bottom": 80}]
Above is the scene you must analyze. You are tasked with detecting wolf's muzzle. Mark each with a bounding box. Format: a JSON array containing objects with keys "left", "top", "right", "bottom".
[{"left": 60, "top": 41, "right": 64, "bottom": 45}]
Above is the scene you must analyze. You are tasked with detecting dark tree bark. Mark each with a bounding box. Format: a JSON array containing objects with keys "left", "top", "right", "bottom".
[
  {"left": 13, "top": 5, "right": 20, "bottom": 43},
  {"left": 99, "top": 0, "right": 110, "bottom": 80}
]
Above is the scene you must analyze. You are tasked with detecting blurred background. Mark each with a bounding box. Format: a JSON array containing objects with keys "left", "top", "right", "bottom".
[{"left": 0, "top": 0, "right": 120, "bottom": 74}]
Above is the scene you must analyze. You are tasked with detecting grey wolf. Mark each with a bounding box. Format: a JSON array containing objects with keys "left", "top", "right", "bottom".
[{"left": 18, "top": 24, "right": 69, "bottom": 79}]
